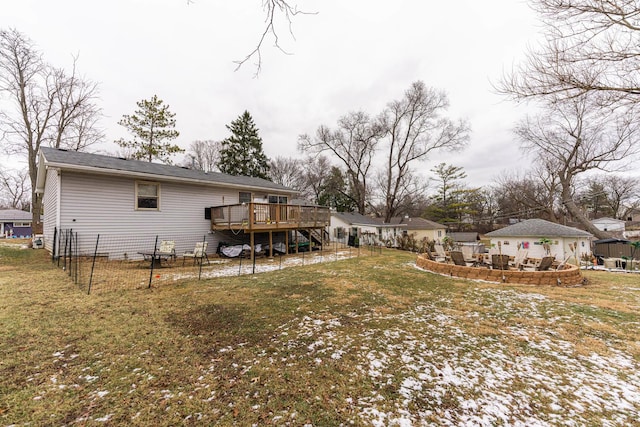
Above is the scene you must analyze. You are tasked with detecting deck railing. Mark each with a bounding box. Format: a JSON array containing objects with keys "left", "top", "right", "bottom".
[{"left": 210, "top": 203, "right": 330, "bottom": 231}]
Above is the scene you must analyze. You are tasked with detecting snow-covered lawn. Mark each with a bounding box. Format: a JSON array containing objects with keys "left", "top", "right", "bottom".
[{"left": 214, "top": 287, "right": 639, "bottom": 426}]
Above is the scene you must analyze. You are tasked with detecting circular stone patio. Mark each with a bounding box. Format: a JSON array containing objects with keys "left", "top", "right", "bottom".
[{"left": 415, "top": 254, "right": 585, "bottom": 286}]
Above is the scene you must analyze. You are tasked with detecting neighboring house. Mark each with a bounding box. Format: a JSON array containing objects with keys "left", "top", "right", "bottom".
[
  {"left": 624, "top": 208, "right": 640, "bottom": 223},
  {"left": 371, "top": 217, "right": 405, "bottom": 246},
  {"left": 35, "top": 147, "right": 326, "bottom": 258},
  {"left": 485, "top": 218, "right": 593, "bottom": 263},
  {"left": 329, "top": 213, "right": 448, "bottom": 247},
  {"left": 0, "top": 209, "right": 34, "bottom": 238},
  {"left": 387, "top": 216, "right": 447, "bottom": 242},
  {"left": 592, "top": 217, "right": 626, "bottom": 234},
  {"left": 329, "top": 212, "right": 380, "bottom": 245}
]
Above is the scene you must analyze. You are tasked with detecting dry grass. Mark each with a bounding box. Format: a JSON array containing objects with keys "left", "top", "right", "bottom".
[{"left": 1, "top": 246, "right": 639, "bottom": 426}]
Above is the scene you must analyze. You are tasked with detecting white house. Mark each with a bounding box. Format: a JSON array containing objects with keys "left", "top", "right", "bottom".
[
  {"left": 591, "top": 217, "right": 626, "bottom": 233},
  {"left": 329, "top": 212, "right": 381, "bottom": 246},
  {"left": 485, "top": 219, "right": 593, "bottom": 264},
  {"left": 35, "top": 147, "right": 325, "bottom": 258}
]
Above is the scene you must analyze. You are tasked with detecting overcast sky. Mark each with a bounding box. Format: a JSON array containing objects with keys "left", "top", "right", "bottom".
[{"left": 2, "top": 0, "right": 542, "bottom": 186}]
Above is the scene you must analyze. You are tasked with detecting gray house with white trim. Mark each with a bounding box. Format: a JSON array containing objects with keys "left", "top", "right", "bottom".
[{"left": 35, "top": 147, "right": 302, "bottom": 257}]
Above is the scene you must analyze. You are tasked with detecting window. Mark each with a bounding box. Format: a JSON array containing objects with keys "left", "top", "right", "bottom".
[
  {"left": 136, "top": 182, "right": 160, "bottom": 210},
  {"left": 268, "top": 195, "right": 288, "bottom": 204},
  {"left": 12, "top": 222, "right": 30, "bottom": 227},
  {"left": 239, "top": 191, "right": 252, "bottom": 204}
]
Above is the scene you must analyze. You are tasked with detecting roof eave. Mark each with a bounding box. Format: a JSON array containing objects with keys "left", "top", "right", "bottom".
[{"left": 41, "top": 159, "right": 298, "bottom": 195}]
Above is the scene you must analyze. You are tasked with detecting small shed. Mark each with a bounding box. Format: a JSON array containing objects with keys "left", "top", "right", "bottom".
[{"left": 593, "top": 238, "right": 638, "bottom": 260}]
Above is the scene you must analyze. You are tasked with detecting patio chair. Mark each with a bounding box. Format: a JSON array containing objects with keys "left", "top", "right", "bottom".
[
  {"left": 183, "top": 241, "right": 210, "bottom": 266},
  {"left": 491, "top": 254, "right": 510, "bottom": 270},
  {"left": 433, "top": 243, "right": 449, "bottom": 262},
  {"left": 536, "top": 256, "right": 555, "bottom": 271},
  {"left": 513, "top": 250, "right": 528, "bottom": 270},
  {"left": 450, "top": 251, "right": 470, "bottom": 267},
  {"left": 158, "top": 240, "right": 176, "bottom": 263}
]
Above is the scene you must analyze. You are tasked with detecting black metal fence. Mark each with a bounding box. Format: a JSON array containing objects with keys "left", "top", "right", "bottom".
[{"left": 50, "top": 228, "right": 383, "bottom": 294}]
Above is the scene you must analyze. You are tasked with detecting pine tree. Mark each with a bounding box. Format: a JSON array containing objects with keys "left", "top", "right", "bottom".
[
  {"left": 115, "top": 95, "right": 183, "bottom": 163},
  {"left": 217, "top": 111, "right": 270, "bottom": 179}
]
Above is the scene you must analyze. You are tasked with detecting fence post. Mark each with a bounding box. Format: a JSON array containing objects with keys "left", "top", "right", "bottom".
[
  {"left": 88, "top": 234, "right": 100, "bottom": 295},
  {"left": 73, "top": 231, "right": 79, "bottom": 283},
  {"left": 148, "top": 235, "right": 158, "bottom": 288},
  {"left": 198, "top": 235, "right": 206, "bottom": 280},
  {"left": 62, "top": 230, "right": 69, "bottom": 271},
  {"left": 238, "top": 255, "right": 243, "bottom": 276},
  {"left": 52, "top": 227, "right": 57, "bottom": 263},
  {"left": 252, "top": 245, "right": 256, "bottom": 275}
]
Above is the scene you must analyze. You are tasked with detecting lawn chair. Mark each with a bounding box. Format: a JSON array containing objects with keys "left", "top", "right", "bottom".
[
  {"left": 450, "top": 251, "right": 470, "bottom": 266},
  {"left": 536, "top": 256, "right": 555, "bottom": 271},
  {"left": 139, "top": 240, "right": 176, "bottom": 268},
  {"left": 157, "top": 240, "right": 176, "bottom": 264},
  {"left": 491, "top": 254, "right": 510, "bottom": 270},
  {"left": 183, "top": 241, "right": 210, "bottom": 266},
  {"left": 513, "top": 250, "right": 528, "bottom": 270},
  {"left": 433, "top": 243, "right": 449, "bottom": 262}
]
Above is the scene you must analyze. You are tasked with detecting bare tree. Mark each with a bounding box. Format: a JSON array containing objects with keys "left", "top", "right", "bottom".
[
  {"left": 515, "top": 94, "right": 640, "bottom": 238},
  {"left": 581, "top": 174, "right": 640, "bottom": 220},
  {"left": 50, "top": 60, "right": 103, "bottom": 150},
  {"left": 500, "top": 0, "right": 640, "bottom": 106},
  {"left": 302, "top": 155, "right": 331, "bottom": 204},
  {"left": 234, "top": 0, "right": 315, "bottom": 76},
  {"left": 184, "top": 140, "right": 221, "bottom": 172},
  {"left": 377, "top": 81, "right": 470, "bottom": 222},
  {"left": 298, "top": 111, "right": 385, "bottom": 214},
  {"left": 268, "top": 156, "right": 306, "bottom": 194},
  {"left": 493, "top": 167, "right": 561, "bottom": 223},
  {"left": 0, "top": 28, "right": 102, "bottom": 229},
  {"left": 603, "top": 174, "right": 640, "bottom": 220},
  {"left": 0, "top": 168, "right": 30, "bottom": 210},
  {"left": 372, "top": 169, "right": 427, "bottom": 220}
]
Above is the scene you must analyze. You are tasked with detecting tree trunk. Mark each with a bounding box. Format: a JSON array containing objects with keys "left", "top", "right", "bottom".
[{"left": 561, "top": 182, "right": 610, "bottom": 240}]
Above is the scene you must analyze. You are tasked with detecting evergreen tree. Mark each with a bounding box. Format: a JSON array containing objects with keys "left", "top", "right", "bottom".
[
  {"left": 115, "top": 95, "right": 183, "bottom": 163},
  {"left": 318, "top": 167, "right": 357, "bottom": 212},
  {"left": 217, "top": 111, "right": 270, "bottom": 179},
  {"left": 424, "top": 163, "right": 475, "bottom": 230}
]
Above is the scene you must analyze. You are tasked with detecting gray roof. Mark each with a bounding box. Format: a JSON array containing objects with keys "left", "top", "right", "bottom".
[
  {"left": 387, "top": 216, "right": 445, "bottom": 230},
  {"left": 38, "top": 147, "right": 296, "bottom": 194},
  {"left": 448, "top": 232, "right": 479, "bottom": 242},
  {"left": 0, "top": 209, "right": 32, "bottom": 221},
  {"left": 485, "top": 219, "right": 593, "bottom": 238},
  {"left": 332, "top": 212, "right": 381, "bottom": 227}
]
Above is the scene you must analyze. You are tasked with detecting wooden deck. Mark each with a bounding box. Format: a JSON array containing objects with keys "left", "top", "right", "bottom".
[{"left": 210, "top": 203, "right": 330, "bottom": 232}]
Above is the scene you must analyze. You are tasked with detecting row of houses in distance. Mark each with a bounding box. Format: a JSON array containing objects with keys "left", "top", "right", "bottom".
[{"left": 3, "top": 147, "right": 634, "bottom": 265}]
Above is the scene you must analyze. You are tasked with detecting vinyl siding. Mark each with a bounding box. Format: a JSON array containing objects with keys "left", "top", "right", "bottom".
[
  {"left": 55, "top": 171, "right": 243, "bottom": 257},
  {"left": 43, "top": 168, "right": 60, "bottom": 251},
  {"left": 488, "top": 236, "right": 592, "bottom": 261}
]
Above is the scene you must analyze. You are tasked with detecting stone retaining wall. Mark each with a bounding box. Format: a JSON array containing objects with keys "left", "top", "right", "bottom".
[{"left": 416, "top": 254, "right": 584, "bottom": 286}]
